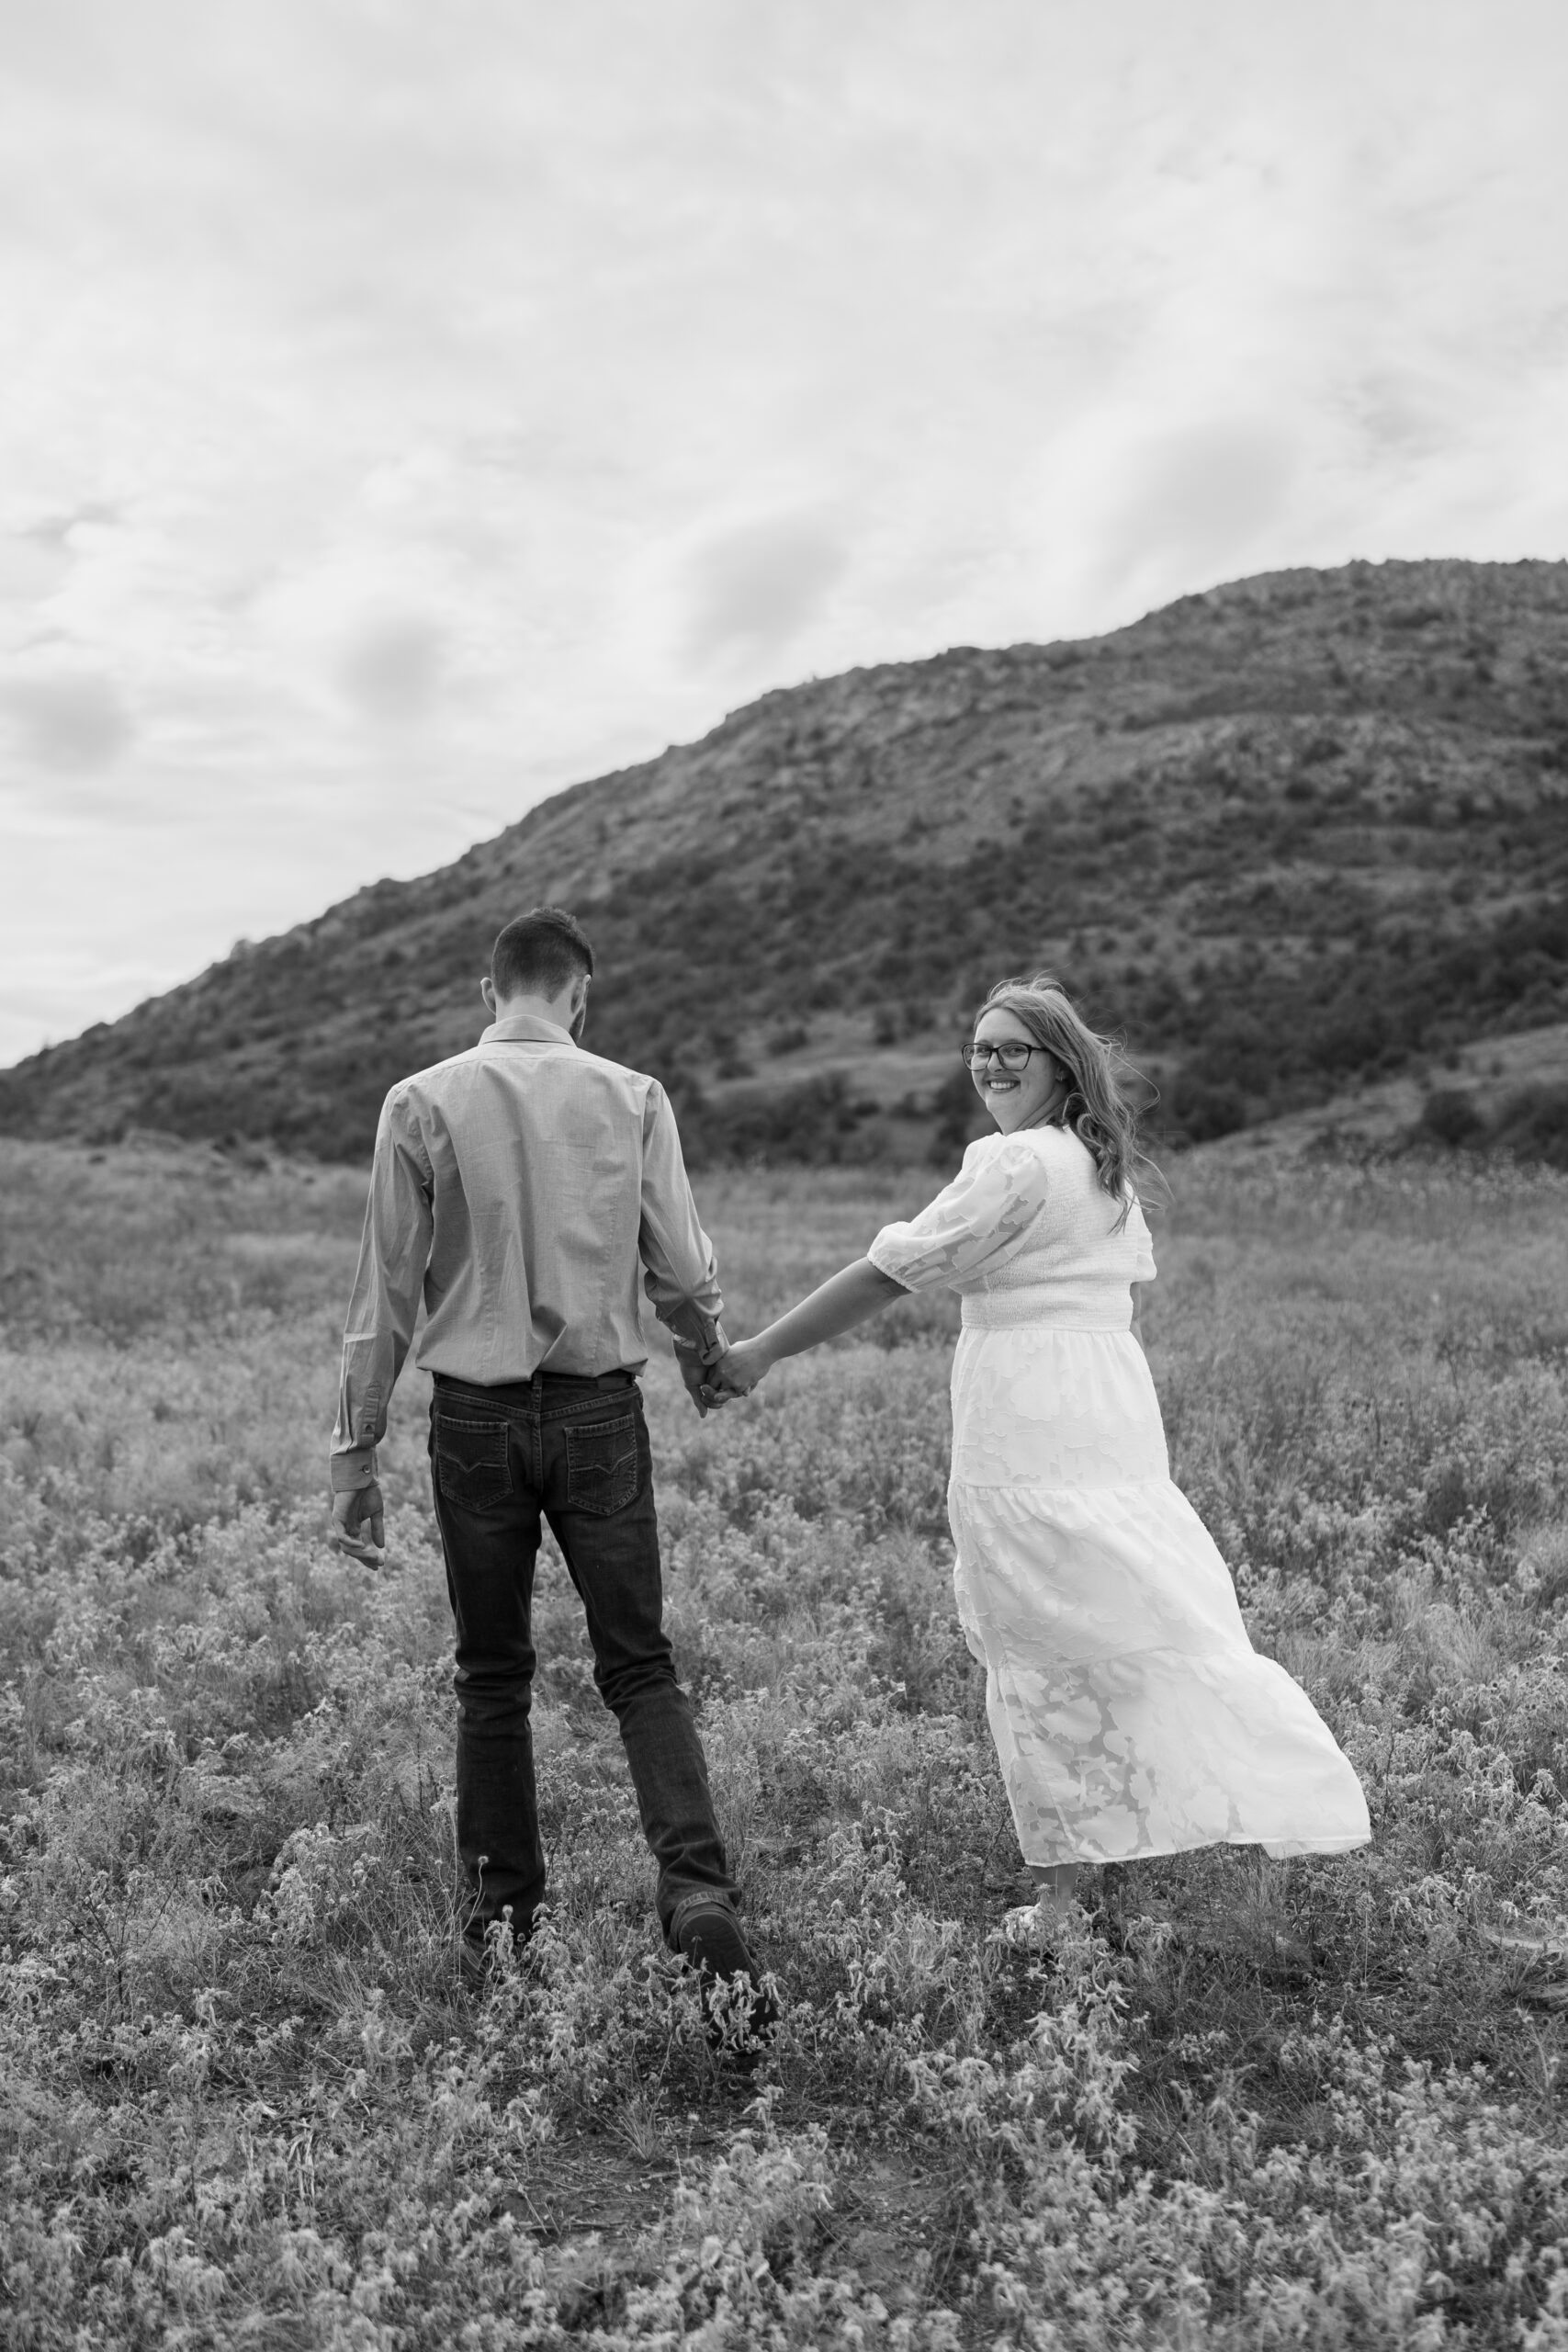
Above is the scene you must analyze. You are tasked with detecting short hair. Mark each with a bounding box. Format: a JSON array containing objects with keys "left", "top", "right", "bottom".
[{"left": 491, "top": 907, "right": 594, "bottom": 1001}]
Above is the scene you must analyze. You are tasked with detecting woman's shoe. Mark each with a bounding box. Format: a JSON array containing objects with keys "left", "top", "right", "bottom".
[{"left": 997, "top": 1895, "right": 1082, "bottom": 1953}]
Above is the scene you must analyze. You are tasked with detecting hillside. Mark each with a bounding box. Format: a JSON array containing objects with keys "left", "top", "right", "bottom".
[{"left": 4, "top": 556, "right": 1567, "bottom": 1164}]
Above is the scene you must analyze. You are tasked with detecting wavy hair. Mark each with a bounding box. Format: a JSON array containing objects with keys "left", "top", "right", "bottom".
[{"left": 976, "top": 973, "right": 1164, "bottom": 1228}]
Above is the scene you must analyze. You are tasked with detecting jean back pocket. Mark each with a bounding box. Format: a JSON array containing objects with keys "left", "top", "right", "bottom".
[
  {"left": 433, "top": 1412, "right": 513, "bottom": 1510},
  {"left": 564, "top": 1412, "right": 640, "bottom": 1517}
]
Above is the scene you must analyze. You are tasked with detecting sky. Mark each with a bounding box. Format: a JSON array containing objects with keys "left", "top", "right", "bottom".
[{"left": 5, "top": 0, "right": 1568, "bottom": 1063}]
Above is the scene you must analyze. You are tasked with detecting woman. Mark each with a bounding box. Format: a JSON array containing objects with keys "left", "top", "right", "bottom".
[{"left": 707, "top": 975, "right": 1371, "bottom": 1935}]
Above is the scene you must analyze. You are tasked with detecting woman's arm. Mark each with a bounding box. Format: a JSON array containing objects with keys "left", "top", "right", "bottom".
[{"left": 708, "top": 1259, "right": 907, "bottom": 1396}]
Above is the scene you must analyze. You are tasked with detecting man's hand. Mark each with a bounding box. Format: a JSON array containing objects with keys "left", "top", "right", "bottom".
[
  {"left": 677, "top": 1345, "right": 724, "bottom": 1418},
  {"left": 676, "top": 1328, "right": 733, "bottom": 1418},
  {"left": 705, "top": 1338, "right": 772, "bottom": 1401},
  {"left": 332, "top": 1480, "right": 387, "bottom": 1566}
]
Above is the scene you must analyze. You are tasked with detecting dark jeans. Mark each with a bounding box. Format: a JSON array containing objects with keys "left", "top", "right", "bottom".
[{"left": 428, "top": 1368, "right": 739, "bottom": 1947}]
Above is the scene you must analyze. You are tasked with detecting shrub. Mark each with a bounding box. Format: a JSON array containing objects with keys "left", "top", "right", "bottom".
[
  {"left": 1422, "top": 1086, "right": 1486, "bottom": 1147},
  {"left": 928, "top": 1064, "right": 987, "bottom": 1160},
  {"left": 1493, "top": 1081, "right": 1568, "bottom": 1170},
  {"left": 683, "top": 1073, "right": 883, "bottom": 1167},
  {"left": 1168, "top": 1077, "right": 1249, "bottom": 1144}
]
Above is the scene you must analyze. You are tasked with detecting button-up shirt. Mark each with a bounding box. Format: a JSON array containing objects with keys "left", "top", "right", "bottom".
[{"left": 331, "top": 1014, "right": 723, "bottom": 1486}]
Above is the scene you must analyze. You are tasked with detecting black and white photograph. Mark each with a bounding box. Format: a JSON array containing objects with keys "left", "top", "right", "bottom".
[{"left": 3, "top": 5, "right": 1567, "bottom": 2344}]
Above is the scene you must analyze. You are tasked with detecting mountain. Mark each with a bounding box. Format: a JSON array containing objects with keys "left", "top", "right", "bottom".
[{"left": 5, "top": 557, "right": 1567, "bottom": 1166}]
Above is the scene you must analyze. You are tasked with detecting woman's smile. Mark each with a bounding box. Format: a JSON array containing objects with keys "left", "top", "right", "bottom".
[{"left": 968, "top": 1009, "right": 1066, "bottom": 1131}]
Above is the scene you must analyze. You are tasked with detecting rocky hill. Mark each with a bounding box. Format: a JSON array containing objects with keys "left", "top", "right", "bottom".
[{"left": 4, "top": 556, "right": 1566, "bottom": 1165}]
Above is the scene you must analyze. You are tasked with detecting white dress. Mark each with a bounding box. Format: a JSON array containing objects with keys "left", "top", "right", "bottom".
[{"left": 867, "top": 1125, "right": 1371, "bottom": 1870}]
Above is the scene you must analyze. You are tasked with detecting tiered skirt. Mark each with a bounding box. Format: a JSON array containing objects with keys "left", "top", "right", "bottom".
[{"left": 947, "top": 1323, "right": 1371, "bottom": 1867}]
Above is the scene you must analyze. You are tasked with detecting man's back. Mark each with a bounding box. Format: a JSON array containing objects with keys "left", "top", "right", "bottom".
[{"left": 332, "top": 1010, "right": 722, "bottom": 1474}]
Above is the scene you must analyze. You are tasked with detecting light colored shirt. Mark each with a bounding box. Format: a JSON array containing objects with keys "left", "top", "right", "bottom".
[
  {"left": 331, "top": 1013, "right": 723, "bottom": 1487},
  {"left": 866, "top": 1124, "right": 1155, "bottom": 1330}
]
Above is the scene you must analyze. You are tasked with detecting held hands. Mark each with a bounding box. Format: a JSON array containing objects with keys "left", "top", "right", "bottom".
[
  {"left": 703, "top": 1337, "right": 773, "bottom": 1404},
  {"left": 332, "top": 1480, "right": 386, "bottom": 1568},
  {"left": 676, "top": 1338, "right": 728, "bottom": 1419},
  {"left": 676, "top": 1319, "right": 748, "bottom": 1418},
  {"left": 674, "top": 1328, "right": 773, "bottom": 1415}
]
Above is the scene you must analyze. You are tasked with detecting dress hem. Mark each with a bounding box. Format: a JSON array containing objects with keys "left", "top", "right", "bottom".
[{"left": 1019, "top": 1829, "right": 1374, "bottom": 1868}]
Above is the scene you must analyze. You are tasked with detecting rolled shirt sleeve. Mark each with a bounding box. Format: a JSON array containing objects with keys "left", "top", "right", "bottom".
[
  {"left": 637, "top": 1080, "right": 724, "bottom": 1351},
  {"left": 331, "top": 1089, "right": 434, "bottom": 1487},
  {"left": 866, "top": 1134, "right": 1053, "bottom": 1294}
]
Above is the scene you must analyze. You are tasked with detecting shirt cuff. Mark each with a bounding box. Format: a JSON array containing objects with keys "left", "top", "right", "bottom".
[
  {"left": 664, "top": 1304, "right": 724, "bottom": 1356},
  {"left": 331, "top": 1447, "right": 379, "bottom": 1492}
]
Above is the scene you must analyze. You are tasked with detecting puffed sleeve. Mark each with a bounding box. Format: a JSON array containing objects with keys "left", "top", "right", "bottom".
[{"left": 866, "top": 1135, "right": 1053, "bottom": 1293}]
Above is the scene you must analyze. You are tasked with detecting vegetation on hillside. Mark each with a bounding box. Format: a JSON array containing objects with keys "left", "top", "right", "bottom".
[
  {"left": 1422, "top": 1080, "right": 1568, "bottom": 1170},
  {"left": 2, "top": 558, "right": 1566, "bottom": 1163},
  {"left": 5, "top": 1137, "right": 1568, "bottom": 2344}
]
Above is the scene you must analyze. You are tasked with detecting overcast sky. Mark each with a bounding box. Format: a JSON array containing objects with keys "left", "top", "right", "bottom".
[{"left": 4, "top": 0, "right": 1567, "bottom": 1062}]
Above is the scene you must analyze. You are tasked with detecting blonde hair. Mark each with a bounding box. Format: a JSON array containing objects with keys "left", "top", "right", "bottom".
[{"left": 976, "top": 973, "right": 1163, "bottom": 1228}]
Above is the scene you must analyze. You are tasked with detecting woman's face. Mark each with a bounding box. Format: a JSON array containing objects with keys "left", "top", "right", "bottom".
[{"left": 969, "top": 1007, "right": 1067, "bottom": 1134}]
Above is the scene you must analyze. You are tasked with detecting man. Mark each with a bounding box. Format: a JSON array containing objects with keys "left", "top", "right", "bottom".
[{"left": 330, "top": 905, "right": 771, "bottom": 2040}]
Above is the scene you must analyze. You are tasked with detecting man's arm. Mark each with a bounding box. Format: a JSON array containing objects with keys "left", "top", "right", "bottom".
[
  {"left": 330, "top": 1091, "right": 434, "bottom": 1557},
  {"left": 637, "top": 1081, "right": 726, "bottom": 1385}
]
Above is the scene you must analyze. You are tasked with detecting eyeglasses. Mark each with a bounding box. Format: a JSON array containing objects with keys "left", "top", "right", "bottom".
[{"left": 960, "top": 1041, "right": 1044, "bottom": 1071}]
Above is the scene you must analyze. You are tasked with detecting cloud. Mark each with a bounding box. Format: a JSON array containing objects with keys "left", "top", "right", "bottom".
[
  {"left": 338, "top": 616, "right": 447, "bottom": 724},
  {"left": 0, "top": 528, "right": 73, "bottom": 605},
  {"left": 5, "top": 671, "right": 133, "bottom": 771},
  {"left": 682, "top": 516, "right": 846, "bottom": 664},
  {"left": 1088, "top": 421, "right": 1298, "bottom": 597}
]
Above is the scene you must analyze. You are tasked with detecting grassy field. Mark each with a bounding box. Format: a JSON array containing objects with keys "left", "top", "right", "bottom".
[{"left": 4, "top": 1133, "right": 1568, "bottom": 2347}]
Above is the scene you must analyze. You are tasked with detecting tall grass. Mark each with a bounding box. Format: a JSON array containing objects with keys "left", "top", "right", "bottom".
[{"left": 4, "top": 1136, "right": 1568, "bottom": 2346}]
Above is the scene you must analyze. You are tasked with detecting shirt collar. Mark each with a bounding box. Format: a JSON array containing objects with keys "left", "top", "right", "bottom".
[{"left": 480, "top": 1013, "right": 578, "bottom": 1046}]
